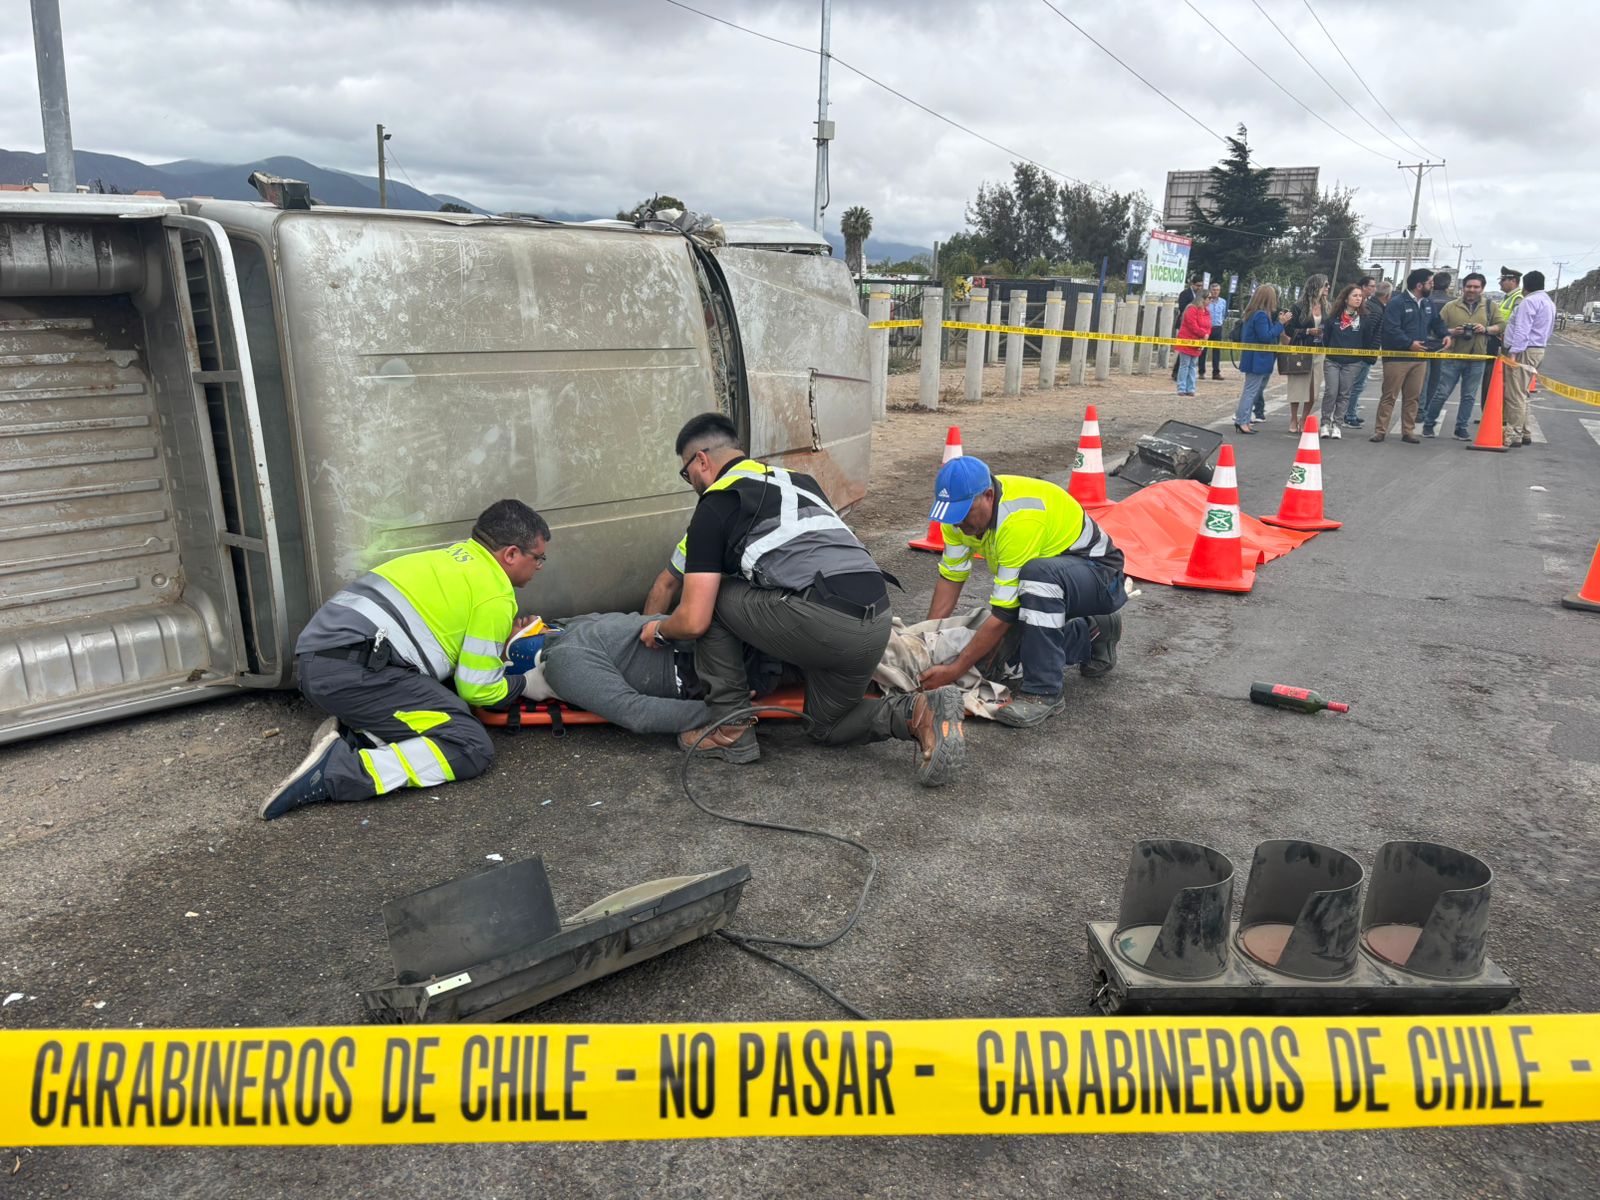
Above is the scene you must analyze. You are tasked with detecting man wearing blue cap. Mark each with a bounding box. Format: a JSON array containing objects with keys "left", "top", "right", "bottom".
[{"left": 918, "top": 457, "right": 1126, "bottom": 727}]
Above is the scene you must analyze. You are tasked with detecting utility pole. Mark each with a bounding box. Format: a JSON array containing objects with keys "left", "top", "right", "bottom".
[
  {"left": 1396, "top": 161, "right": 1442, "bottom": 284},
  {"left": 1331, "top": 238, "right": 1344, "bottom": 291},
  {"left": 1553, "top": 260, "right": 1569, "bottom": 297},
  {"left": 376, "top": 123, "right": 391, "bottom": 208},
  {"left": 1466, "top": 258, "right": 1482, "bottom": 273},
  {"left": 812, "top": 0, "right": 833, "bottom": 234},
  {"left": 30, "top": 0, "right": 76, "bottom": 193},
  {"left": 1452, "top": 243, "right": 1470, "bottom": 278}
]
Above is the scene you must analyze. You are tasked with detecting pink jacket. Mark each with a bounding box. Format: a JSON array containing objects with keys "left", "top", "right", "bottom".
[{"left": 1176, "top": 305, "right": 1212, "bottom": 356}]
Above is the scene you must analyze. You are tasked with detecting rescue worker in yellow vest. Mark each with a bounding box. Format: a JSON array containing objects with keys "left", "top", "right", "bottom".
[
  {"left": 260, "top": 499, "right": 550, "bottom": 819},
  {"left": 640, "top": 413, "right": 966, "bottom": 786},
  {"left": 918, "top": 457, "right": 1125, "bottom": 728}
]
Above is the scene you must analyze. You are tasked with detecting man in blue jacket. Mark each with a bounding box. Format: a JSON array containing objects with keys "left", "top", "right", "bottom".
[{"left": 1371, "top": 268, "right": 1451, "bottom": 443}]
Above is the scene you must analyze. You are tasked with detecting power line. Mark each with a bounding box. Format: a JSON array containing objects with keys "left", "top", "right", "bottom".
[
  {"left": 1441, "top": 162, "right": 1463, "bottom": 243},
  {"left": 661, "top": 0, "right": 1132, "bottom": 207},
  {"left": 1183, "top": 2, "right": 1391, "bottom": 161},
  {"left": 1249, "top": 0, "right": 1418, "bottom": 160},
  {"left": 1298, "top": 0, "right": 1440, "bottom": 159},
  {"left": 1036, "top": 0, "right": 1226, "bottom": 143}
]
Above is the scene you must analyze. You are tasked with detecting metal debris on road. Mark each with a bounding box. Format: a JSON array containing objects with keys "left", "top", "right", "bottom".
[{"left": 485, "top": 853, "right": 504, "bottom": 862}]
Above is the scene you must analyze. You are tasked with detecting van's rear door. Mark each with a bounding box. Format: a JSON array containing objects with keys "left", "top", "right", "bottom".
[{"left": 708, "top": 247, "right": 872, "bottom": 509}]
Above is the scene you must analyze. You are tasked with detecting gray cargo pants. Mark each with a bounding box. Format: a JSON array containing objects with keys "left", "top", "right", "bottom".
[
  {"left": 695, "top": 578, "right": 917, "bottom": 746},
  {"left": 298, "top": 653, "right": 496, "bottom": 801}
]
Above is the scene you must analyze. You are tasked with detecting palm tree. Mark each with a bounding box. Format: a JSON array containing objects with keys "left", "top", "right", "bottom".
[{"left": 841, "top": 206, "right": 873, "bottom": 277}]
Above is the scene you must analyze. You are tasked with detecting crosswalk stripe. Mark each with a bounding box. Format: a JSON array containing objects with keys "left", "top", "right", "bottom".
[{"left": 1581, "top": 417, "right": 1600, "bottom": 451}]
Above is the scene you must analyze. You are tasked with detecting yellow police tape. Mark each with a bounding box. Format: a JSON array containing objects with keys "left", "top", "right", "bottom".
[
  {"left": 869, "top": 318, "right": 1600, "bottom": 400},
  {"left": 5, "top": 1016, "right": 1597, "bottom": 1144}
]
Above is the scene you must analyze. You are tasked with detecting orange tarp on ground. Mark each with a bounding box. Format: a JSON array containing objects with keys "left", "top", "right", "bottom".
[{"left": 1095, "top": 480, "right": 1320, "bottom": 587}]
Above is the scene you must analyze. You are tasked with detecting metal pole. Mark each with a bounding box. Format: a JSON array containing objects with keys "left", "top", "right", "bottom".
[
  {"left": 1453, "top": 243, "right": 1470, "bottom": 278},
  {"left": 1396, "top": 161, "right": 1441, "bottom": 284},
  {"left": 812, "top": 0, "right": 832, "bottom": 233},
  {"left": 376, "top": 124, "right": 389, "bottom": 208},
  {"left": 1553, "top": 260, "right": 1568, "bottom": 296},
  {"left": 30, "top": 0, "right": 75, "bottom": 193},
  {"left": 1331, "top": 239, "right": 1344, "bottom": 292}
]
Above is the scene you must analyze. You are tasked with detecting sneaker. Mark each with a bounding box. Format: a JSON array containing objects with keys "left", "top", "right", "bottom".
[
  {"left": 1328, "top": 423, "right": 1342, "bottom": 440},
  {"left": 678, "top": 718, "right": 760, "bottom": 764},
  {"left": 260, "top": 718, "right": 342, "bottom": 820},
  {"left": 1369, "top": 434, "right": 1386, "bottom": 443},
  {"left": 994, "top": 692, "right": 1066, "bottom": 729},
  {"left": 1345, "top": 417, "right": 1365, "bottom": 428},
  {"left": 908, "top": 686, "right": 965, "bottom": 787},
  {"left": 1422, "top": 426, "right": 1436, "bottom": 437},
  {"left": 1081, "top": 611, "right": 1123, "bottom": 678},
  {"left": 1521, "top": 435, "right": 1534, "bottom": 446},
  {"left": 1453, "top": 429, "right": 1471, "bottom": 440},
  {"left": 1320, "top": 421, "right": 1333, "bottom": 438}
]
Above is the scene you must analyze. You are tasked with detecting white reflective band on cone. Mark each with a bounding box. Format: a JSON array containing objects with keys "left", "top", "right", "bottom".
[{"left": 1082, "top": 421, "right": 1100, "bottom": 437}]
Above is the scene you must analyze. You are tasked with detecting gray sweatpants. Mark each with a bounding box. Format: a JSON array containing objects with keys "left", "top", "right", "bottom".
[
  {"left": 695, "top": 578, "right": 917, "bottom": 746},
  {"left": 297, "top": 653, "right": 496, "bottom": 801}
]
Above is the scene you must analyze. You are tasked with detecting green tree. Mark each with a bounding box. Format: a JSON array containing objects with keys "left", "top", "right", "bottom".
[
  {"left": 841, "top": 205, "right": 873, "bottom": 277},
  {"left": 966, "top": 163, "right": 1060, "bottom": 268},
  {"left": 1060, "top": 185, "right": 1129, "bottom": 270},
  {"left": 615, "top": 194, "right": 686, "bottom": 220},
  {"left": 1187, "top": 126, "right": 1289, "bottom": 284},
  {"left": 1280, "top": 186, "right": 1365, "bottom": 286},
  {"left": 438, "top": 202, "right": 471, "bottom": 213}
]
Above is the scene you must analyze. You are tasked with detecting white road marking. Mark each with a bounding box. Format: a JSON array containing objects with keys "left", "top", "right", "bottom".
[{"left": 1582, "top": 418, "right": 1600, "bottom": 450}]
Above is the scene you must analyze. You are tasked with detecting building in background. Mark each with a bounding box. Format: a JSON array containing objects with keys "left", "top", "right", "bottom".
[{"left": 1162, "top": 166, "right": 1320, "bottom": 235}]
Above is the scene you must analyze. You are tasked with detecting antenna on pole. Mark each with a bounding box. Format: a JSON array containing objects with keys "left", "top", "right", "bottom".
[{"left": 812, "top": 0, "right": 834, "bottom": 234}]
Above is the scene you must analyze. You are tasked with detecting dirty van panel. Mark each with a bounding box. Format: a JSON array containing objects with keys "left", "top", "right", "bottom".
[
  {"left": 0, "top": 199, "right": 272, "bottom": 743},
  {"left": 709, "top": 246, "right": 871, "bottom": 511},
  {"left": 267, "top": 215, "right": 721, "bottom": 619}
]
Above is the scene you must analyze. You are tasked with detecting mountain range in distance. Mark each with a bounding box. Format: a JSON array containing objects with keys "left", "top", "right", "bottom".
[{"left": 0, "top": 147, "right": 934, "bottom": 262}]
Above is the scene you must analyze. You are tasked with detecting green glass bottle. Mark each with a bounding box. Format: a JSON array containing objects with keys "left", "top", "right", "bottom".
[{"left": 1249, "top": 682, "right": 1350, "bottom": 714}]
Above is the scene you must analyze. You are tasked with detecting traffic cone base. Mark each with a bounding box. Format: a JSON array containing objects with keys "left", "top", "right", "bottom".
[
  {"left": 1173, "top": 444, "right": 1257, "bottom": 593},
  {"left": 1468, "top": 359, "right": 1510, "bottom": 453},
  {"left": 910, "top": 426, "right": 963, "bottom": 552},
  {"left": 1260, "top": 417, "right": 1342, "bottom": 531},
  {"left": 1068, "top": 404, "right": 1108, "bottom": 506},
  {"left": 1560, "top": 541, "right": 1600, "bottom": 613}
]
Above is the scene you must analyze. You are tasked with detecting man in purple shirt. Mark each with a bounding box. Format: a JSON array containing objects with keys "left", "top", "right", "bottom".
[{"left": 1502, "top": 269, "right": 1555, "bottom": 448}]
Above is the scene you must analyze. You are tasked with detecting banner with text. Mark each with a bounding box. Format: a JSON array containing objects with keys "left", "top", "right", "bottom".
[{"left": 1147, "top": 231, "right": 1193, "bottom": 297}]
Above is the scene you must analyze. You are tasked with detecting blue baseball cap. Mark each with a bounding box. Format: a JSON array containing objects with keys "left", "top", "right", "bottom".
[{"left": 928, "top": 456, "right": 993, "bottom": 525}]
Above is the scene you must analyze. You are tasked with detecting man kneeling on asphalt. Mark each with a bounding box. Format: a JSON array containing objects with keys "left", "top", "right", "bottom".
[
  {"left": 260, "top": 499, "right": 549, "bottom": 819},
  {"left": 918, "top": 457, "right": 1126, "bottom": 728},
  {"left": 640, "top": 413, "right": 965, "bottom": 786}
]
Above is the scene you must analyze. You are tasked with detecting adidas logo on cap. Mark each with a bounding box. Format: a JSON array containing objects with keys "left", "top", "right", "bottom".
[{"left": 938, "top": 488, "right": 950, "bottom": 498}]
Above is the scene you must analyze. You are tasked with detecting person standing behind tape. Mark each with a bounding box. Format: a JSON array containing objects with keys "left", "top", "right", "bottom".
[
  {"left": 1371, "top": 268, "right": 1450, "bottom": 444},
  {"left": 1230, "top": 284, "right": 1289, "bottom": 435},
  {"left": 918, "top": 457, "right": 1126, "bottom": 729},
  {"left": 640, "top": 413, "right": 965, "bottom": 785},
  {"left": 1282, "top": 275, "right": 1329, "bottom": 434},
  {"left": 1426, "top": 272, "right": 1493, "bottom": 440},
  {"left": 1343, "top": 278, "right": 1389, "bottom": 429},
  {"left": 1318, "top": 283, "right": 1367, "bottom": 438},
  {"left": 1482, "top": 267, "right": 1524, "bottom": 407},
  {"left": 261, "top": 500, "right": 550, "bottom": 820},
  {"left": 1174, "top": 296, "right": 1212, "bottom": 396},
  {"left": 1501, "top": 269, "right": 1555, "bottom": 448},
  {"left": 1171, "top": 276, "right": 1202, "bottom": 380}
]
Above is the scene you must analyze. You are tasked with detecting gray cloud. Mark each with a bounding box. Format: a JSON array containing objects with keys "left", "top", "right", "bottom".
[{"left": 2, "top": 0, "right": 1595, "bottom": 274}]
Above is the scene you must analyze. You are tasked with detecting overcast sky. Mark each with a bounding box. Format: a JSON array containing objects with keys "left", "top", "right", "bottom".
[{"left": 3, "top": 0, "right": 1596, "bottom": 278}]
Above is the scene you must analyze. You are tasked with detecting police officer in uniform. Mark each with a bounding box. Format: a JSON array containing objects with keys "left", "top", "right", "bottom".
[
  {"left": 918, "top": 457, "right": 1126, "bottom": 728},
  {"left": 1481, "top": 267, "right": 1523, "bottom": 407},
  {"left": 260, "top": 499, "right": 550, "bottom": 819},
  {"left": 641, "top": 413, "right": 965, "bottom": 786}
]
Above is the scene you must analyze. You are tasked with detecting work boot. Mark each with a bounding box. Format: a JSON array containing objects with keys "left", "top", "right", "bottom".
[
  {"left": 260, "top": 718, "right": 341, "bottom": 820},
  {"left": 678, "top": 718, "right": 760, "bottom": 764},
  {"left": 1081, "top": 612, "right": 1123, "bottom": 678},
  {"left": 994, "top": 692, "right": 1065, "bottom": 728},
  {"left": 1401, "top": 434, "right": 1422, "bottom": 444},
  {"left": 908, "top": 686, "right": 965, "bottom": 787}
]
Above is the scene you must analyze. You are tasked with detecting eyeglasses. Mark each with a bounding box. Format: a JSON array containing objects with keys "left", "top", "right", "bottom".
[
  {"left": 520, "top": 547, "right": 547, "bottom": 564},
  {"left": 679, "top": 450, "right": 701, "bottom": 484}
]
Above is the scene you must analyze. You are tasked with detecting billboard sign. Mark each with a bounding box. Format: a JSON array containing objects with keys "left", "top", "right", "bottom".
[
  {"left": 1147, "top": 230, "right": 1192, "bottom": 297},
  {"left": 1371, "top": 237, "right": 1432, "bottom": 261}
]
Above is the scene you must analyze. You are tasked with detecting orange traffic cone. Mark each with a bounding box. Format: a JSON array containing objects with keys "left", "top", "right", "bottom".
[
  {"left": 1068, "top": 405, "right": 1108, "bottom": 506},
  {"left": 909, "top": 426, "right": 964, "bottom": 551},
  {"left": 1260, "top": 416, "right": 1342, "bottom": 531},
  {"left": 1561, "top": 538, "right": 1600, "bottom": 613},
  {"left": 1469, "top": 359, "right": 1510, "bottom": 453},
  {"left": 1173, "top": 445, "right": 1257, "bottom": 593}
]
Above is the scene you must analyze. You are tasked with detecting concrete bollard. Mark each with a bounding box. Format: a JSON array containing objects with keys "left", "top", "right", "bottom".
[
  {"left": 868, "top": 292, "right": 890, "bottom": 422},
  {"left": 1156, "top": 300, "right": 1174, "bottom": 370},
  {"left": 1003, "top": 288, "right": 1027, "bottom": 396},
  {"left": 1070, "top": 293, "right": 1092, "bottom": 385},
  {"left": 918, "top": 286, "right": 942, "bottom": 411},
  {"left": 1038, "top": 290, "right": 1065, "bottom": 388},
  {"left": 1093, "top": 294, "right": 1113, "bottom": 382},
  {"left": 987, "top": 294, "right": 1003, "bottom": 364},
  {"left": 1118, "top": 298, "right": 1138, "bottom": 377},
  {"left": 965, "top": 287, "right": 989, "bottom": 402},
  {"left": 1139, "top": 295, "right": 1159, "bottom": 375}
]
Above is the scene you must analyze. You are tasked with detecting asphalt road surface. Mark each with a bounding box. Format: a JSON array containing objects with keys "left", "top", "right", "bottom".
[{"left": 3, "top": 350, "right": 1599, "bottom": 1197}]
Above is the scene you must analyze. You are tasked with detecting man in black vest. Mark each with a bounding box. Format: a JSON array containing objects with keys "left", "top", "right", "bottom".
[{"left": 642, "top": 413, "right": 965, "bottom": 785}]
